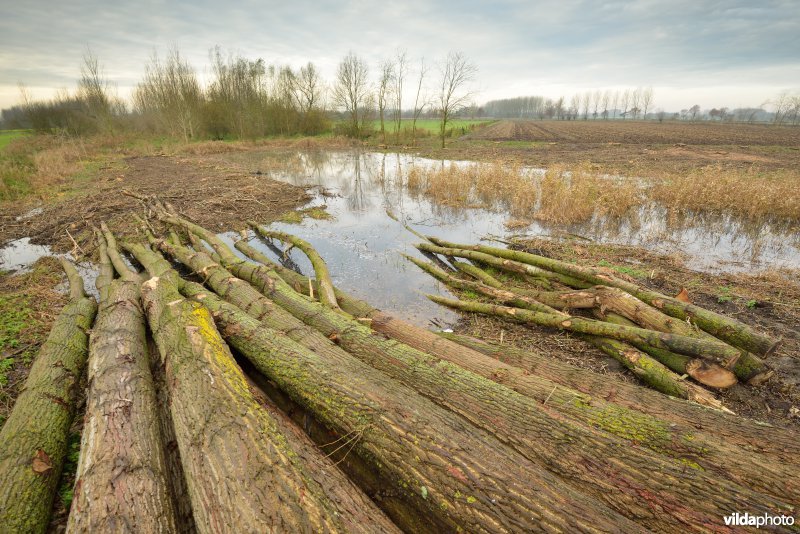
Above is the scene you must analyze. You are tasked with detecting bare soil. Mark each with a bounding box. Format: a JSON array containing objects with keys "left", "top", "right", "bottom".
[
  {"left": 417, "top": 119, "right": 800, "bottom": 175},
  {"left": 455, "top": 236, "right": 800, "bottom": 427},
  {"left": 0, "top": 153, "right": 310, "bottom": 259}
]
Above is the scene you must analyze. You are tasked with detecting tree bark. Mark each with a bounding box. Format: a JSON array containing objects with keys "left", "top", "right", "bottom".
[
  {"left": 235, "top": 239, "right": 800, "bottom": 470},
  {"left": 0, "top": 260, "right": 97, "bottom": 534},
  {"left": 163, "top": 238, "right": 797, "bottom": 528},
  {"left": 125, "top": 244, "right": 396, "bottom": 533},
  {"left": 67, "top": 236, "right": 177, "bottom": 533},
  {"left": 595, "top": 310, "right": 737, "bottom": 389},
  {"left": 426, "top": 237, "right": 778, "bottom": 356},
  {"left": 407, "top": 253, "right": 732, "bottom": 396},
  {"left": 428, "top": 295, "right": 748, "bottom": 369},
  {"left": 138, "top": 273, "right": 384, "bottom": 533},
  {"left": 248, "top": 224, "right": 339, "bottom": 309},
  {"left": 184, "top": 284, "right": 632, "bottom": 533}
]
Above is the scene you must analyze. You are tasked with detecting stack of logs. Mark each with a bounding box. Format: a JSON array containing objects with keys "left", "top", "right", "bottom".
[{"left": 0, "top": 205, "right": 796, "bottom": 533}]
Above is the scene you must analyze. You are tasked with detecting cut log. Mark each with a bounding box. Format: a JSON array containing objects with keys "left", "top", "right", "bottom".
[
  {"left": 416, "top": 242, "right": 591, "bottom": 288},
  {"left": 595, "top": 310, "right": 738, "bottom": 389},
  {"left": 406, "top": 253, "right": 731, "bottom": 395},
  {"left": 248, "top": 223, "right": 340, "bottom": 309},
  {"left": 67, "top": 234, "right": 177, "bottom": 533},
  {"left": 158, "top": 232, "right": 798, "bottom": 527},
  {"left": 408, "top": 254, "right": 741, "bottom": 389},
  {"left": 125, "top": 244, "right": 396, "bottom": 533},
  {"left": 138, "top": 270, "right": 393, "bottom": 533},
  {"left": 131, "top": 240, "right": 635, "bottom": 532},
  {"left": 0, "top": 259, "right": 97, "bottom": 533},
  {"left": 235, "top": 239, "right": 800, "bottom": 466},
  {"left": 425, "top": 237, "right": 779, "bottom": 356},
  {"left": 428, "top": 295, "right": 747, "bottom": 369}
]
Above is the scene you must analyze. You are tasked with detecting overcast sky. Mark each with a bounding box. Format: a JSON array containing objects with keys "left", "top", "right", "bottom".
[{"left": 1, "top": 0, "right": 798, "bottom": 112}]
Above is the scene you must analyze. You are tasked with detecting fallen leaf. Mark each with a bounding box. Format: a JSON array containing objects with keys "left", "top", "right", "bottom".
[
  {"left": 32, "top": 449, "right": 52, "bottom": 474},
  {"left": 675, "top": 288, "right": 692, "bottom": 303}
]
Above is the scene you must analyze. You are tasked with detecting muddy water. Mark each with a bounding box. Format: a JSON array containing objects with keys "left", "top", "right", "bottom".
[{"left": 211, "top": 149, "right": 799, "bottom": 326}]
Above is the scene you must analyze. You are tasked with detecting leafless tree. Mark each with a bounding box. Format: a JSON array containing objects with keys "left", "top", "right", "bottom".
[
  {"left": 411, "top": 57, "right": 429, "bottom": 146},
  {"left": 569, "top": 94, "right": 580, "bottom": 120},
  {"left": 630, "top": 87, "right": 642, "bottom": 120},
  {"left": 689, "top": 104, "right": 701, "bottom": 121},
  {"left": 134, "top": 48, "right": 203, "bottom": 141},
  {"left": 620, "top": 89, "right": 630, "bottom": 119},
  {"left": 601, "top": 90, "right": 610, "bottom": 119},
  {"left": 641, "top": 86, "right": 654, "bottom": 120},
  {"left": 580, "top": 92, "right": 590, "bottom": 120},
  {"left": 611, "top": 90, "right": 619, "bottom": 119},
  {"left": 591, "top": 90, "right": 601, "bottom": 119},
  {"left": 376, "top": 60, "right": 394, "bottom": 143},
  {"left": 393, "top": 49, "right": 408, "bottom": 140},
  {"left": 436, "top": 51, "right": 477, "bottom": 148},
  {"left": 332, "top": 52, "right": 370, "bottom": 137}
]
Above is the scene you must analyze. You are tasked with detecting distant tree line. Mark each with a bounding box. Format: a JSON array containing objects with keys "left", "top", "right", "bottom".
[
  {"left": 481, "top": 88, "right": 799, "bottom": 125},
  {"left": 1, "top": 47, "right": 478, "bottom": 147}
]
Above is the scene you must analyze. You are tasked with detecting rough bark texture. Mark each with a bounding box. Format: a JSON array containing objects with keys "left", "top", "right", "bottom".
[
  {"left": 408, "top": 254, "right": 726, "bottom": 398},
  {"left": 237, "top": 237, "right": 800, "bottom": 461},
  {"left": 429, "top": 294, "right": 748, "bottom": 368},
  {"left": 126, "top": 245, "right": 396, "bottom": 532},
  {"left": 0, "top": 260, "right": 97, "bottom": 534},
  {"left": 249, "top": 223, "right": 340, "bottom": 309},
  {"left": 426, "top": 237, "right": 778, "bottom": 356},
  {"left": 67, "top": 240, "right": 177, "bottom": 533},
  {"left": 185, "top": 284, "right": 633, "bottom": 533},
  {"left": 177, "top": 243, "right": 797, "bottom": 529},
  {"left": 139, "top": 274, "right": 372, "bottom": 533},
  {"left": 596, "top": 310, "right": 737, "bottom": 389}
]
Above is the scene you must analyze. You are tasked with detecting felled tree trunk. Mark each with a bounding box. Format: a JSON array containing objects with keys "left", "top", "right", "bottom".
[
  {"left": 0, "top": 260, "right": 97, "bottom": 533},
  {"left": 126, "top": 242, "right": 400, "bottom": 534},
  {"left": 425, "top": 237, "right": 779, "bottom": 356},
  {"left": 234, "top": 238, "right": 800, "bottom": 469},
  {"left": 67, "top": 234, "right": 177, "bottom": 533},
  {"left": 248, "top": 223, "right": 340, "bottom": 309}
]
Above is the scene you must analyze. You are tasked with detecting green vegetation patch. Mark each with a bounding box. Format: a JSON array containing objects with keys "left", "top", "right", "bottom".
[{"left": 0, "top": 130, "right": 31, "bottom": 152}]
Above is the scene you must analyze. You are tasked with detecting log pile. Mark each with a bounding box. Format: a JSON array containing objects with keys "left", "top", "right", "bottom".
[{"left": 0, "top": 205, "right": 796, "bottom": 533}]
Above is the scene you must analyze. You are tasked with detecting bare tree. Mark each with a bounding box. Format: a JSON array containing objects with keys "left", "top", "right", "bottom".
[
  {"left": 580, "top": 92, "right": 590, "bottom": 120},
  {"left": 630, "top": 87, "right": 642, "bottom": 120},
  {"left": 620, "top": 89, "right": 630, "bottom": 119},
  {"left": 411, "top": 57, "right": 429, "bottom": 146},
  {"left": 134, "top": 48, "right": 203, "bottom": 142},
  {"left": 601, "top": 90, "right": 610, "bottom": 119},
  {"left": 393, "top": 49, "right": 408, "bottom": 140},
  {"left": 591, "top": 90, "right": 601, "bottom": 119},
  {"left": 611, "top": 90, "right": 619, "bottom": 119},
  {"left": 641, "top": 86, "right": 654, "bottom": 120},
  {"left": 376, "top": 60, "right": 394, "bottom": 143},
  {"left": 436, "top": 51, "right": 477, "bottom": 148},
  {"left": 569, "top": 94, "right": 580, "bottom": 120},
  {"left": 332, "top": 52, "right": 370, "bottom": 137},
  {"left": 689, "top": 104, "right": 701, "bottom": 121}
]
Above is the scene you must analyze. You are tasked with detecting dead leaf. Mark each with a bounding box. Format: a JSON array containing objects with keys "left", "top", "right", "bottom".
[
  {"left": 32, "top": 449, "right": 53, "bottom": 474},
  {"left": 675, "top": 288, "right": 692, "bottom": 303}
]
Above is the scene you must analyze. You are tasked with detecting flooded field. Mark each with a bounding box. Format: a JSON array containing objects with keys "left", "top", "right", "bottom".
[
  {"left": 2, "top": 147, "right": 798, "bottom": 327},
  {"left": 198, "top": 149, "right": 800, "bottom": 325}
]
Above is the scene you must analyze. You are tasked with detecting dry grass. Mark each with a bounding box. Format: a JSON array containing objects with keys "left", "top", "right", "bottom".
[
  {"left": 535, "top": 164, "right": 641, "bottom": 224},
  {"left": 651, "top": 165, "right": 800, "bottom": 222},
  {"left": 403, "top": 160, "right": 640, "bottom": 224}
]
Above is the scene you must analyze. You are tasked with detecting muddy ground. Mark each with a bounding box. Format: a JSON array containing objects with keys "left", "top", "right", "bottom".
[{"left": 1, "top": 121, "right": 798, "bottom": 440}]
